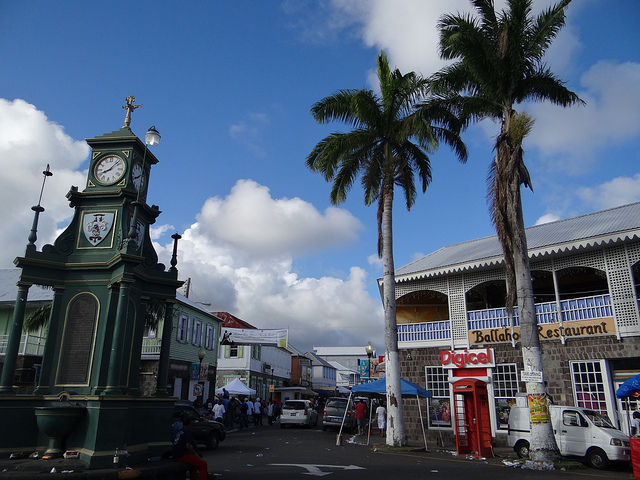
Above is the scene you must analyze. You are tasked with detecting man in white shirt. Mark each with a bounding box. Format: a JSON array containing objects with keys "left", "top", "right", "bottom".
[
  {"left": 212, "top": 399, "right": 225, "bottom": 423},
  {"left": 376, "top": 402, "right": 386, "bottom": 437}
]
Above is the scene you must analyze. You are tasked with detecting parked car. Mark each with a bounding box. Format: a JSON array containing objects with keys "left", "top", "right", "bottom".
[
  {"left": 174, "top": 401, "right": 226, "bottom": 450},
  {"left": 280, "top": 399, "right": 318, "bottom": 428},
  {"left": 507, "top": 404, "right": 630, "bottom": 468},
  {"left": 322, "top": 396, "right": 356, "bottom": 431}
]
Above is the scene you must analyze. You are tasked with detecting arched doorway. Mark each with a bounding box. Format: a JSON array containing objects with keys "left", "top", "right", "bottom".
[
  {"left": 397, "top": 290, "right": 449, "bottom": 323},
  {"left": 555, "top": 267, "right": 609, "bottom": 299}
]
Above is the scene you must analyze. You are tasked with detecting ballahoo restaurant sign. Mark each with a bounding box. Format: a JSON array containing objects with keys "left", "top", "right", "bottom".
[{"left": 468, "top": 317, "right": 616, "bottom": 346}]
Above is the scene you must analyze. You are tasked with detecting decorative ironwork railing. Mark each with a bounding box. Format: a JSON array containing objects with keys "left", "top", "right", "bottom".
[
  {"left": 141, "top": 338, "right": 161, "bottom": 355},
  {"left": 397, "top": 320, "right": 451, "bottom": 343},
  {"left": 466, "top": 294, "right": 613, "bottom": 331}
]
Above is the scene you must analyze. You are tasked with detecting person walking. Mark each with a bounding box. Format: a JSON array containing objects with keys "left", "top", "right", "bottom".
[
  {"left": 246, "top": 397, "right": 254, "bottom": 424},
  {"left": 376, "top": 402, "right": 386, "bottom": 437},
  {"left": 239, "top": 398, "right": 249, "bottom": 429},
  {"left": 254, "top": 397, "right": 263, "bottom": 426},
  {"left": 266, "top": 401, "right": 274, "bottom": 425},
  {"left": 355, "top": 400, "right": 367, "bottom": 436}
]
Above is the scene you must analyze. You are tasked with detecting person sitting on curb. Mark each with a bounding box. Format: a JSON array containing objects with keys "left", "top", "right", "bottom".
[{"left": 171, "top": 413, "right": 211, "bottom": 480}]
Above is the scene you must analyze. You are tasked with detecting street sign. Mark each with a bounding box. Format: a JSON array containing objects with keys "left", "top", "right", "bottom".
[{"left": 521, "top": 370, "right": 544, "bottom": 383}]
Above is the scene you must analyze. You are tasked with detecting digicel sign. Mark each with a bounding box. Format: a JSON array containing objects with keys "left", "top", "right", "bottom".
[{"left": 440, "top": 348, "right": 495, "bottom": 369}]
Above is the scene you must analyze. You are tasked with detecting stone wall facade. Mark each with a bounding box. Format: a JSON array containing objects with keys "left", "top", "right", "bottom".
[{"left": 399, "top": 335, "right": 640, "bottom": 448}]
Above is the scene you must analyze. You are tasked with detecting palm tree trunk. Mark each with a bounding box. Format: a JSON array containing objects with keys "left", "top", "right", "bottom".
[
  {"left": 382, "top": 180, "right": 406, "bottom": 446},
  {"left": 504, "top": 149, "right": 558, "bottom": 463}
]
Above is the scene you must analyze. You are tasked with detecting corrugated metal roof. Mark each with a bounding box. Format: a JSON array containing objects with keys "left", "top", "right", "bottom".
[
  {"left": 0, "top": 269, "right": 54, "bottom": 303},
  {"left": 305, "top": 351, "right": 335, "bottom": 369},
  {"left": 396, "top": 202, "right": 640, "bottom": 281}
]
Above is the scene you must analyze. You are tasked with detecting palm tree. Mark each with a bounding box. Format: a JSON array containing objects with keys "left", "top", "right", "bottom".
[
  {"left": 433, "top": 0, "right": 583, "bottom": 462},
  {"left": 307, "top": 52, "right": 467, "bottom": 446}
]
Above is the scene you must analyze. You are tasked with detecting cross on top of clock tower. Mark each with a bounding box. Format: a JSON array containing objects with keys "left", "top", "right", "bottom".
[{"left": 122, "top": 95, "right": 142, "bottom": 128}]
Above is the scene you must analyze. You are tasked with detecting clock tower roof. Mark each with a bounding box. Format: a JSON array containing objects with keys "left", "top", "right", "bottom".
[{"left": 86, "top": 126, "right": 159, "bottom": 166}]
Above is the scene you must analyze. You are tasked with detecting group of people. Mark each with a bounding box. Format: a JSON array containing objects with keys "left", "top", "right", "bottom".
[
  {"left": 355, "top": 399, "right": 387, "bottom": 437},
  {"left": 198, "top": 391, "right": 282, "bottom": 429}
]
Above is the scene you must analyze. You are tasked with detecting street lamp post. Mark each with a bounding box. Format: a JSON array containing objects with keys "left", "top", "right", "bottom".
[{"left": 365, "top": 341, "right": 374, "bottom": 381}]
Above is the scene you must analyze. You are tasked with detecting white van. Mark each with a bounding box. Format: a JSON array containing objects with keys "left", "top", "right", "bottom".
[{"left": 507, "top": 405, "right": 630, "bottom": 468}]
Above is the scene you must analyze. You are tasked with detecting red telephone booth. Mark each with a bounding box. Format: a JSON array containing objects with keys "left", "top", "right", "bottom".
[{"left": 452, "top": 379, "right": 493, "bottom": 458}]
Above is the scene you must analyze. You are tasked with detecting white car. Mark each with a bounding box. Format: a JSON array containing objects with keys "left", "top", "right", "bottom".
[
  {"left": 507, "top": 404, "right": 630, "bottom": 468},
  {"left": 280, "top": 400, "right": 318, "bottom": 428}
]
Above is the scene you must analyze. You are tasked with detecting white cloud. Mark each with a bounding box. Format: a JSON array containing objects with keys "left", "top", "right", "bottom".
[
  {"left": 525, "top": 61, "right": 640, "bottom": 173},
  {"left": 152, "top": 179, "right": 381, "bottom": 351},
  {"left": 535, "top": 213, "right": 561, "bottom": 225},
  {"left": 195, "top": 179, "right": 362, "bottom": 256},
  {"left": 0, "top": 99, "right": 88, "bottom": 266},
  {"left": 577, "top": 174, "right": 640, "bottom": 211},
  {"left": 367, "top": 253, "right": 382, "bottom": 267},
  {"left": 150, "top": 223, "right": 175, "bottom": 241}
]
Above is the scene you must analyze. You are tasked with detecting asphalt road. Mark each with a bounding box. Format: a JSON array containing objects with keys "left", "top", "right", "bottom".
[{"left": 202, "top": 423, "right": 635, "bottom": 480}]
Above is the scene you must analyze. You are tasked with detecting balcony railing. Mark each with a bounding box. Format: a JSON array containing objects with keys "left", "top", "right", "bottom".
[
  {"left": 0, "top": 333, "right": 46, "bottom": 357},
  {"left": 141, "top": 338, "right": 161, "bottom": 355},
  {"left": 398, "top": 294, "right": 617, "bottom": 345},
  {"left": 397, "top": 320, "right": 451, "bottom": 343},
  {"left": 466, "top": 294, "right": 613, "bottom": 330}
]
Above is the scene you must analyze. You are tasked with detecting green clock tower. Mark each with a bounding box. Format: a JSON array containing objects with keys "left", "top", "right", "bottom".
[{"left": 0, "top": 97, "right": 183, "bottom": 467}]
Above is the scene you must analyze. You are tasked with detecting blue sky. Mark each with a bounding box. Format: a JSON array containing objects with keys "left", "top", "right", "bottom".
[{"left": 1, "top": 1, "right": 638, "bottom": 353}]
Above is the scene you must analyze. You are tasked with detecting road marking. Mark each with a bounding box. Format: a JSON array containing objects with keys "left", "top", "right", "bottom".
[{"left": 270, "top": 464, "right": 365, "bottom": 476}]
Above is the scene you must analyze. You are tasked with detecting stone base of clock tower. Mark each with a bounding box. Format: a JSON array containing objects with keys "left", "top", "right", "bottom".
[{"left": 0, "top": 394, "right": 175, "bottom": 468}]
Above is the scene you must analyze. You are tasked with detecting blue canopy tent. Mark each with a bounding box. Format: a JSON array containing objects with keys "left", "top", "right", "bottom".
[
  {"left": 352, "top": 378, "right": 432, "bottom": 449},
  {"left": 616, "top": 374, "right": 640, "bottom": 399},
  {"left": 616, "top": 374, "right": 640, "bottom": 435},
  {"left": 352, "top": 378, "right": 432, "bottom": 398}
]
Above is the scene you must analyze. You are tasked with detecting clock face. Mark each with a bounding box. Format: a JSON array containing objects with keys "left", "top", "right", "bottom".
[
  {"left": 94, "top": 155, "right": 125, "bottom": 185},
  {"left": 131, "top": 163, "right": 144, "bottom": 190}
]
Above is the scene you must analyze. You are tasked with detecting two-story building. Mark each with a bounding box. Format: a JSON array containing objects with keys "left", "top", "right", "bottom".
[
  {"left": 141, "top": 295, "right": 222, "bottom": 402},
  {"left": 390, "top": 202, "right": 640, "bottom": 447},
  {"left": 305, "top": 351, "right": 337, "bottom": 396},
  {"left": 214, "top": 312, "right": 291, "bottom": 400}
]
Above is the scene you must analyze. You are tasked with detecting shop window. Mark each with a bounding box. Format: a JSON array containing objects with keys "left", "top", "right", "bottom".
[
  {"left": 494, "top": 363, "right": 519, "bottom": 429},
  {"left": 252, "top": 345, "right": 261, "bottom": 360},
  {"left": 425, "top": 366, "right": 451, "bottom": 428},
  {"left": 225, "top": 345, "right": 243, "bottom": 358},
  {"left": 570, "top": 360, "right": 608, "bottom": 415}
]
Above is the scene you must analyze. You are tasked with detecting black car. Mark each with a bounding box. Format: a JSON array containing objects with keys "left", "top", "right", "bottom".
[{"left": 174, "top": 401, "right": 226, "bottom": 450}]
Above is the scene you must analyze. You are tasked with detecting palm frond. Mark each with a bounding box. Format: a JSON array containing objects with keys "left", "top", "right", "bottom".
[
  {"left": 24, "top": 303, "right": 52, "bottom": 333},
  {"left": 516, "top": 68, "right": 584, "bottom": 106},
  {"left": 310, "top": 89, "right": 365, "bottom": 128},
  {"left": 526, "top": 0, "right": 571, "bottom": 63}
]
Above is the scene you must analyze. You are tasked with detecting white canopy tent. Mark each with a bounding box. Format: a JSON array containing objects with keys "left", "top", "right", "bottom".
[{"left": 215, "top": 378, "right": 256, "bottom": 396}]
